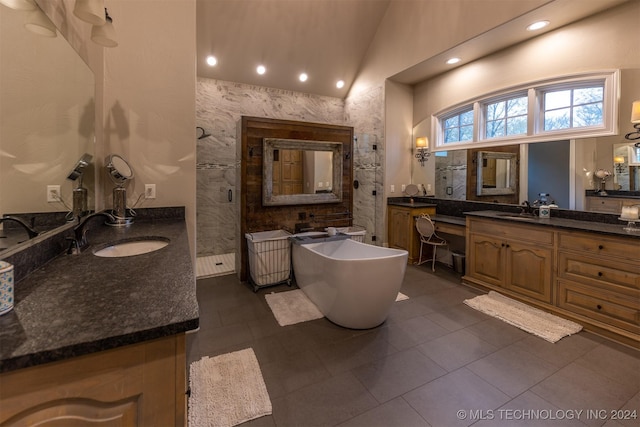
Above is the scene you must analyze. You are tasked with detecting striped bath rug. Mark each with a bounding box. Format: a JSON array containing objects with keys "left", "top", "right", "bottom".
[{"left": 464, "top": 291, "right": 582, "bottom": 343}]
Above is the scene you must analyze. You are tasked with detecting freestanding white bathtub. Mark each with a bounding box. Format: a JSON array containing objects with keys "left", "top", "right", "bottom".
[{"left": 291, "top": 238, "right": 408, "bottom": 329}]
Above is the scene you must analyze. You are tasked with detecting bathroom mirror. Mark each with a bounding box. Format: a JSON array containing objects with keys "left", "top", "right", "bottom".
[
  {"left": 613, "top": 143, "right": 640, "bottom": 191},
  {"left": 106, "top": 154, "right": 134, "bottom": 187},
  {"left": 0, "top": 6, "right": 95, "bottom": 254},
  {"left": 263, "top": 138, "right": 343, "bottom": 206},
  {"left": 476, "top": 151, "right": 517, "bottom": 196}
]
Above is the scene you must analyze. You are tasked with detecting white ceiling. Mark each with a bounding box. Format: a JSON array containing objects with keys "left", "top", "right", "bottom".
[
  {"left": 196, "top": 0, "right": 627, "bottom": 99},
  {"left": 196, "top": 0, "right": 391, "bottom": 98}
]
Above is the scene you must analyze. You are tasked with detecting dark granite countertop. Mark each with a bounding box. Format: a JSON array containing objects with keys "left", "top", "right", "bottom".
[
  {"left": 585, "top": 190, "right": 640, "bottom": 199},
  {"left": 431, "top": 215, "right": 466, "bottom": 226},
  {"left": 0, "top": 217, "right": 199, "bottom": 373},
  {"left": 387, "top": 201, "right": 437, "bottom": 208},
  {"left": 465, "top": 210, "right": 640, "bottom": 239}
]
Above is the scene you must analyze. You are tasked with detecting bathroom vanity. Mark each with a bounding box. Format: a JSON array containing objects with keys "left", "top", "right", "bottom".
[
  {"left": 387, "top": 202, "right": 436, "bottom": 264},
  {"left": 0, "top": 210, "right": 199, "bottom": 426},
  {"left": 464, "top": 211, "right": 639, "bottom": 348}
]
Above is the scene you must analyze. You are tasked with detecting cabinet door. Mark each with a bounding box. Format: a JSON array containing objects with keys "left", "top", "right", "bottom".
[
  {"left": 468, "top": 233, "right": 505, "bottom": 287},
  {"left": 388, "top": 208, "right": 411, "bottom": 250},
  {"left": 505, "top": 241, "right": 553, "bottom": 303}
]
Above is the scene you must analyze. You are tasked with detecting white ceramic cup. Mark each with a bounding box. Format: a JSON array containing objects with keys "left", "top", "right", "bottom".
[{"left": 0, "top": 261, "right": 14, "bottom": 315}]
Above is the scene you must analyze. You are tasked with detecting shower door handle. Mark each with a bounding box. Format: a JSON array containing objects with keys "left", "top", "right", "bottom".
[{"left": 228, "top": 189, "right": 233, "bottom": 202}]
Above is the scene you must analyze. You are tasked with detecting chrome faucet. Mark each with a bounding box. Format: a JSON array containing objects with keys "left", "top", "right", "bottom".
[
  {"left": 68, "top": 211, "right": 116, "bottom": 254},
  {"left": 0, "top": 216, "right": 39, "bottom": 239}
]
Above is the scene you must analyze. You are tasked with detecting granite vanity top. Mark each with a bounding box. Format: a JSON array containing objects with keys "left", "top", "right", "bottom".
[
  {"left": 387, "top": 200, "right": 437, "bottom": 208},
  {"left": 430, "top": 214, "right": 466, "bottom": 226},
  {"left": 466, "top": 210, "right": 640, "bottom": 239},
  {"left": 0, "top": 217, "right": 199, "bottom": 373}
]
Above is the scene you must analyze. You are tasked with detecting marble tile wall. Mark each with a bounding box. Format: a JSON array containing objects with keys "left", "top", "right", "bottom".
[
  {"left": 345, "top": 85, "right": 384, "bottom": 244},
  {"left": 434, "top": 150, "right": 467, "bottom": 200},
  {"left": 196, "top": 78, "right": 382, "bottom": 256}
]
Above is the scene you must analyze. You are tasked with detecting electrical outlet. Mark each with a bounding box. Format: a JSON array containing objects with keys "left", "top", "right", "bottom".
[
  {"left": 390, "top": 184, "right": 395, "bottom": 193},
  {"left": 145, "top": 184, "right": 156, "bottom": 199},
  {"left": 401, "top": 184, "right": 406, "bottom": 192},
  {"left": 47, "top": 185, "right": 60, "bottom": 202},
  {"left": 427, "top": 184, "right": 432, "bottom": 192}
]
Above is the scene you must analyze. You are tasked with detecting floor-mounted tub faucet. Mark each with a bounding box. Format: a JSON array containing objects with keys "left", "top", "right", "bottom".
[{"left": 68, "top": 211, "right": 116, "bottom": 254}]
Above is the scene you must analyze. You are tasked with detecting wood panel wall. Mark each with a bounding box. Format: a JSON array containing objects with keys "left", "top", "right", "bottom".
[
  {"left": 466, "top": 145, "right": 520, "bottom": 205},
  {"left": 236, "top": 117, "right": 354, "bottom": 282}
]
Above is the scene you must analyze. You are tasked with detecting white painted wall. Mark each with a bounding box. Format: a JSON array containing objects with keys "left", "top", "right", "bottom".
[
  {"left": 412, "top": 1, "right": 640, "bottom": 202},
  {"left": 99, "top": 1, "right": 197, "bottom": 257}
]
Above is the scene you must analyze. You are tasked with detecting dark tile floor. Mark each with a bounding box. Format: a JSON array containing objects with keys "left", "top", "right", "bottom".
[{"left": 186, "top": 264, "right": 639, "bottom": 427}]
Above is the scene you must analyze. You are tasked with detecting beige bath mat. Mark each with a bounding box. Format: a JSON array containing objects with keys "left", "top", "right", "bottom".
[
  {"left": 464, "top": 291, "right": 582, "bottom": 343},
  {"left": 265, "top": 289, "right": 324, "bottom": 326},
  {"left": 188, "top": 348, "right": 272, "bottom": 427},
  {"left": 266, "top": 290, "right": 410, "bottom": 326},
  {"left": 396, "top": 292, "right": 409, "bottom": 301}
]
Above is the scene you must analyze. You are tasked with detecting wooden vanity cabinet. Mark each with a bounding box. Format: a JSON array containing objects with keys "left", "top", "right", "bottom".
[
  {"left": 556, "top": 231, "right": 640, "bottom": 342},
  {"left": 585, "top": 196, "right": 639, "bottom": 214},
  {"left": 0, "top": 334, "right": 186, "bottom": 427},
  {"left": 387, "top": 205, "right": 436, "bottom": 264},
  {"left": 466, "top": 218, "right": 554, "bottom": 303},
  {"left": 465, "top": 216, "right": 640, "bottom": 347}
]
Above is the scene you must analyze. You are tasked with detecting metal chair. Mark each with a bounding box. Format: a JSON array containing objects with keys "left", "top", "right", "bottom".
[{"left": 415, "top": 214, "right": 448, "bottom": 271}]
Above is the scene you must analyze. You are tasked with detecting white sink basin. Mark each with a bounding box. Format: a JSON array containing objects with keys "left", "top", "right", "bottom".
[{"left": 93, "top": 237, "right": 169, "bottom": 258}]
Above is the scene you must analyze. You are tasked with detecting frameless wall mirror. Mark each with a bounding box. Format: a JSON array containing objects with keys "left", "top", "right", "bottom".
[
  {"left": 613, "top": 143, "right": 640, "bottom": 191},
  {"left": 0, "top": 6, "right": 95, "bottom": 255},
  {"left": 476, "top": 151, "right": 517, "bottom": 196},
  {"left": 263, "top": 138, "right": 343, "bottom": 206}
]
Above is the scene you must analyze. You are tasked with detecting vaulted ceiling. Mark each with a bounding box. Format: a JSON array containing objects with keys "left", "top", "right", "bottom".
[{"left": 196, "top": 0, "right": 627, "bottom": 99}]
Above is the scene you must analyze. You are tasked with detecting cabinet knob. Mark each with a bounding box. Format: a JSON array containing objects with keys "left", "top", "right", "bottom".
[
  {"left": 598, "top": 272, "right": 603, "bottom": 277},
  {"left": 506, "top": 244, "right": 510, "bottom": 248},
  {"left": 597, "top": 304, "right": 602, "bottom": 310},
  {"left": 598, "top": 245, "right": 604, "bottom": 250}
]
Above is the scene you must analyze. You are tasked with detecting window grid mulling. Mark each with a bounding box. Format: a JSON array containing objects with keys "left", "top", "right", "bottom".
[
  {"left": 443, "top": 109, "right": 474, "bottom": 143},
  {"left": 484, "top": 95, "right": 528, "bottom": 139},
  {"left": 542, "top": 86, "right": 604, "bottom": 131}
]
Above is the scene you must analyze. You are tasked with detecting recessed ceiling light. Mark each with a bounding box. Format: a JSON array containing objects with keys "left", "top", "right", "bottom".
[
  {"left": 336, "top": 80, "right": 345, "bottom": 89},
  {"left": 206, "top": 55, "right": 217, "bottom": 67},
  {"left": 256, "top": 65, "right": 266, "bottom": 75},
  {"left": 446, "top": 57, "right": 461, "bottom": 65},
  {"left": 527, "top": 20, "right": 549, "bottom": 31},
  {"left": 299, "top": 73, "right": 308, "bottom": 82}
]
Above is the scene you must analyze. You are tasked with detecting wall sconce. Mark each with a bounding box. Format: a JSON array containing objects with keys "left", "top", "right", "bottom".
[
  {"left": 24, "top": 5, "right": 57, "bottom": 37},
  {"left": 614, "top": 156, "right": 625, "bottom": 174},
  {"left": 74, "top": 0, "right": 106, "bottom": 25},
  {"left": 0, "top": 0, "right": 35, "bottom": 10},
  {"left": 624, "top": 100, "right": 640, "bottom": 141},
  {"left": 91, "top": 8, "right": 118, "bottom": 47},
  {"left": 414, "top": 137, "right": 431, "bottom": 167}
]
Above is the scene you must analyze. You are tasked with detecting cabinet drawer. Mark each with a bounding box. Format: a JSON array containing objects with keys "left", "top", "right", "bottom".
[
  {"left": 469, "top": 219, "right": 553, "bottom": 245},
  {"left": 558, "top": 252, "right": 640, "bottom": 294},
  {"left": 558, "top": 232, "right": 640, "bottom": 262},
  {"left": 557, "top": 279, "right": 639, "bottom": 334},
  {"left": 434, "top": 222, "right": 465, "bottom": 237},
  {"left": 586, "top": 197, "right": 622, "bottom": 214}
]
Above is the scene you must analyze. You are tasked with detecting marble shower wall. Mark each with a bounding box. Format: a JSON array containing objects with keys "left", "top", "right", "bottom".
[
  {"left": 196, "top": 78, "right": 381, "bottom": 256},
  {"left": 345, "top": 85, "right": 385, "bottom": 244},
  {"left": 435, "top": 150, "right": 468, "bottom": 200}
]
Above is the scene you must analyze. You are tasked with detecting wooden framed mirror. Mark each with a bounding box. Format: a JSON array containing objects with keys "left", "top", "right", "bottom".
[
  {"left": 263, "top": 138, "right": 343, "bottom": 206},
  {"left": 476, "top": 151, "right": 517, "bottom": 196}
]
